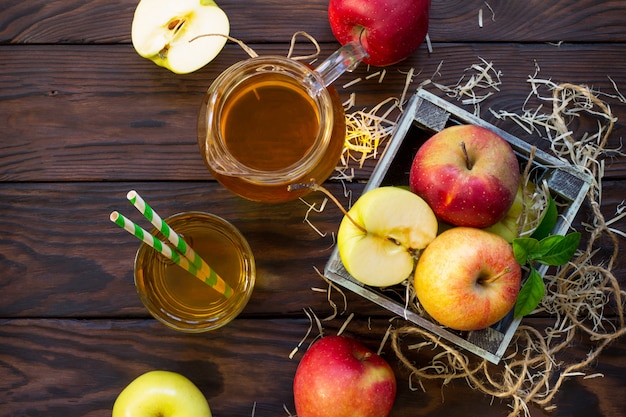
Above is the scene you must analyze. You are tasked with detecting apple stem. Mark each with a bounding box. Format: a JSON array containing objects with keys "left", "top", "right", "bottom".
[
  {"left": 460, "top": 141, "right": 473, "bottom": 170},
  {"left": 288, "top": 180, "right": 368, "bottom": 234},
  {"left": 481, "top": 266, "right": 511, "bottom": 284}
]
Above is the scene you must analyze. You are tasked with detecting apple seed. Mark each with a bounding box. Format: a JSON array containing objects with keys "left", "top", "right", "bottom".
[{"left": 167, "top": 18, "right": 186, "bottom": 33}]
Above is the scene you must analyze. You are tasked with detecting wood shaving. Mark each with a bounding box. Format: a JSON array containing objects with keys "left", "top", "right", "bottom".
[
  {"left": 286, "top": 31, "right": 321, "bottom": 61},
  {"left": 289, "top": 307, "right": 325, "bottom": 359},
  {"left": 427, "top": 57, "right": 503, "bottom": 116},
  {"left": 333, "top": 96, "right": 400, "bottom": 180},
  {"left": 343, "top": 77, "right": 362, "bottom": 89},
  {"left": 298, "top": 196, "right": 328, "bottom": 237},
  {"left": 425, "top": 33, "right": 433, "bottom": 54},
  {"left": 336, "top": 312, "right": 355, "bottom": 336},
  {"left": 484, "top": 1, "right": 496, "bottom": 21}
]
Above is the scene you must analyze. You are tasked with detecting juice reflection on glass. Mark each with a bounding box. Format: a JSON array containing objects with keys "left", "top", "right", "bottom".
[{"left": 134, "top": 211, "right": 255, "bottom": 332}]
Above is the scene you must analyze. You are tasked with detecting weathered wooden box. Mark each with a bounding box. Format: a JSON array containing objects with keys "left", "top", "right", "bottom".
[{"left": 324, "top": 89, "right": 593, "bottom": 364}]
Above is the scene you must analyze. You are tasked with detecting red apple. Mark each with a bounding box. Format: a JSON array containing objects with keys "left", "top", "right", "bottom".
[
  {"left": 328, "top": 0, "right": 430, "bottom": 67},
  {"left": 293, "top": 335, "right": 396, "bottom": 417},
  {"left": 410, "top": 124, "right": 520, "bottom": 228},
  {"left": 414, "top": 227, "right": 522, "bottom": 331}
]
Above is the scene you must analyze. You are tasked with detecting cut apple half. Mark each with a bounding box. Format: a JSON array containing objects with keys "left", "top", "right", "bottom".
[
  {"left": 337, "top": 186, "right": 438, "bottom": 287},
  {"left": 131, "top": 0, "right": 229, "bottom": 74}
]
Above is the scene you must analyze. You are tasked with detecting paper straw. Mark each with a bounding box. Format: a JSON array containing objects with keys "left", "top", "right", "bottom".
[
  {"left": 126, "top": 190, "right": 202, "bottom": 269},
  {"left": 125, "top": 190, "right": 234, "bottom": 298},
  {"left": 110, "top": 210, "right": 233, "bottom": 299}
]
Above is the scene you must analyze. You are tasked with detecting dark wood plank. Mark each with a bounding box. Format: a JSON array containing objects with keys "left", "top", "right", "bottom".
[
  {"left": 2, "top": 0, "right": 625, "bottom": 44},
  {"left": 0, "top": 181, "right": 361, "bottom": 318},
  {"left": 1, "top": 181, "right": 624, "bottom": 318},
  {"left": 2, "top": 44, "right": 625, "bottom": 182},
  {"left": 0, "top": 317, "right": 624, "bottom": 417},
  {"left": 1, "top": 1, "right": 624, "bottom": 416}
]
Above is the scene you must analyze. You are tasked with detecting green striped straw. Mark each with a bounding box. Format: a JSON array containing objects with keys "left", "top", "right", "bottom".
[
  {"left": 110, "top": 210, "right": 233, "bottom": 299},
  {"left": 126, "top": 190, "right": 234, "bottom": 299},
  {"left": 127, "top": 190, "right": 203, "bottom": 271}
]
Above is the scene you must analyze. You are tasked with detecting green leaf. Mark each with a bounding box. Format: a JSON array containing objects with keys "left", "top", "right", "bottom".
[
  {"left": 535, "top": 232, "right": 581, "bottom": 266},
  {"left": 514, "top": 267, "right": 545, "bottom": 318},
  {"left": 512, "top": 237, "right": 540, "bottom": 265},
  {"left": 531, "top": 196, "right": 558, "bottom": 240}
]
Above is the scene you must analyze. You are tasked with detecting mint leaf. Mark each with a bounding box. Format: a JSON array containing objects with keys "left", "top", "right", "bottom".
[
  {"left": 531, "top": 196, "right": 558, "bottom": 240},
  {"left": 535, "top": 232, "right": 581, "bottom": 266},
  {"left": 514, "top": 267, "right": 545, "bottom": 318},
  {"left": 512, "top": 237, "right": 540, "bottom": 265}
]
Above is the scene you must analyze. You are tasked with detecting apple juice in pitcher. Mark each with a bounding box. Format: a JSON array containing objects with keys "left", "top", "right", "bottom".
[
  {"left": 134, "top": 212, "right": 255, "bottom": 332},
  {"left": 220, "top": 72, "right": 322, "bottom": 172},
  {"left": 197, "top": 43, "right": 368, "bottom": 203}
]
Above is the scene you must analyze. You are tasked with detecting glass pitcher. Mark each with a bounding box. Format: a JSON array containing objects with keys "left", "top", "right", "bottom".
[{"left": 197, "top": 42, "right": 368, "bottom": 203}]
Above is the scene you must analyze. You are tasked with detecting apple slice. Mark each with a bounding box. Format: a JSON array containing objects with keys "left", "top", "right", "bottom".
[
  {"left": 131, "top": 0, "right": 229, "bottom": 74},
  {"left": 337, "top": 186, "right": 438, "bottom": 287}
]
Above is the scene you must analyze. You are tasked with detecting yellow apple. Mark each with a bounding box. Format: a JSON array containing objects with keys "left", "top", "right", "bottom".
[
  {"left": 337, "top": 186, "right": 438, "bottom": 287},
  {"left": 414, "top": 227, "right": 521, "bottom": 331},
  {"left": 112, "top": 370, "right": 211, "bottom": 417},
  {"left": 131, "top": 0, "right": 229, "bottom": 74}
]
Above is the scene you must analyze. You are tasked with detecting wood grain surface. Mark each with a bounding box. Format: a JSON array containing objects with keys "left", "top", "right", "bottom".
[{"left": 1, "top": 1, "right": 625, "bottom": 416}]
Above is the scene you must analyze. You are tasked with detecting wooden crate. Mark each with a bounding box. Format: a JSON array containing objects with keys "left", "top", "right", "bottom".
[{"left": 324, "top": 89, "right": 593, "bottom": 364}]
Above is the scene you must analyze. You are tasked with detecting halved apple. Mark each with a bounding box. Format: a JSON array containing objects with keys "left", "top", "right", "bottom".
[
  {"left": 337, "top": 186, "right": 438, "bottom": 287},
  {"left": 131, "top": 0, "right": 229, "bottom": 74}
]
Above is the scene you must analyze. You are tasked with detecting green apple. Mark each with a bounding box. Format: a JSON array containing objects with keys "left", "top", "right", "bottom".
[
  {"left": 483, "top": 182, "right": 525, "bottom": 242},
  {"left": 414, "top": 227, "right": 522, "bottom": 331},
  {"left": 337, "top": 186, "right": 438, "bottom": 287},
  {"left": 131, "top": 0, "right": 229, "bottom": 74},
  {"left": 112, "top": 370, "right": 211, "bottom": 417},
  {"left": 484, "top": 180, "right": 540, "bottom": 242}
]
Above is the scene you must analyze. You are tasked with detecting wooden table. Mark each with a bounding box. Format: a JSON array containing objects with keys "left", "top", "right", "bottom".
[{"left": 1, "top": 1, "right": 625, "bottom": 416}]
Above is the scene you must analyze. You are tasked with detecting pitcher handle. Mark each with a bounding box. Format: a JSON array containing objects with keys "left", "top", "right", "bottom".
[{"left": 310, "top": 42, "right": 368, "bottom": 92}]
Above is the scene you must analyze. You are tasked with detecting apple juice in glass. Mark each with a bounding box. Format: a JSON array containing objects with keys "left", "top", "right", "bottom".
[
  {"left": 134, "top": 212, "right": 255, "bottom": 332},
  {"left": 197, "top": 42, "right": 368, "bottom": 203}
]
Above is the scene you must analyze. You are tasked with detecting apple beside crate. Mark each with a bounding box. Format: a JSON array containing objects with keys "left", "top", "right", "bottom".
[{"left": 324, "top": 89, "right": 593, "bottom": 364}]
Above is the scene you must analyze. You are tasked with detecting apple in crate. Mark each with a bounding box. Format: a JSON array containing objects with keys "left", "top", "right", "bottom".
[
  {"left": 112, "top": 370, "right": 211, "bottom": 417},
  {"left": 293, "top": 335, "right": 396, "bottom": 417},
  {"left": 414, "top": 227, "right": 522, "bottom": 331},
  {"left": 328, "top": 0, "right": 430, "bottom": 66},
  {"left": 410, "top": 125, "right": 520, "bottom": 228},
  {"left": 337, "top": 186, "right": 438, "bottom": 287},
  {"left": 131, "top": 0, "right": 229, "bottom": 74}
]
